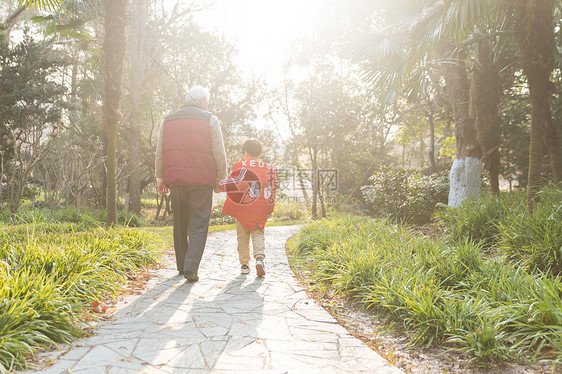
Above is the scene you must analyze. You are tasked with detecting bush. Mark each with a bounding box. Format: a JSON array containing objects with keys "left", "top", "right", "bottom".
[
  {"left": 117, "top": 210, "right": 144, "bottom": 227},
  {"left": 436, "top": 187, "right": 562, "bottom": 274},
  {"left": 435, "top": 190, "right": 526, "bottom": 248},
  {"left": 498, "top": 187, "right": 562, "bottom": 274},
  {"left": 290, "top": 215, "right": 562, "bottom": 365},
  {"left": 209, "top": 204, "right": 235, "bottom": 226},
  {"left": 270, "top": 198, "right": 309, "bottom": 222},
  {"left": 361, "top": 166, "right": 449, "bottom": 225},
  {"left": 53, "top": 206, "right": 82, "bottom": 223},
  {"left": 0, "top": 223, "right": 160, "bottom": 372}
]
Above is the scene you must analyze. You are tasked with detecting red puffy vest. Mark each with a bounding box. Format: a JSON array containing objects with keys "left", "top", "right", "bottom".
[
  {"left": 162, "top": 105, "right": 216, "bottom": 186},
  {"left": 219, "top": 160, "right": 277, "bottom": 231}
]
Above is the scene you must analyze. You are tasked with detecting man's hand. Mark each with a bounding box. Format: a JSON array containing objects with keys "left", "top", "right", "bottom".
[
  {"left": 214, "top": 184, "right": 221, "bottom": 193},
  {"left": 157, "top": 182, "right": 169, "bottom": 194}
]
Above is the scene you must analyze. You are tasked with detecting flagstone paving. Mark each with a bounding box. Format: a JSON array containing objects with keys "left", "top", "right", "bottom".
[{"left": 28, "top": 226, "right": 402, "bottom": 374}]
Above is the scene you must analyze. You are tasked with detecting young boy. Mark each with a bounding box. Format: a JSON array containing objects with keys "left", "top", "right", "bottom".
[{"left": 218, "top": 138, "right": 277, "bottom": 276}]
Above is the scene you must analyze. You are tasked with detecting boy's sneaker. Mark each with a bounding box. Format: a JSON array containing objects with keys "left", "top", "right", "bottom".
[
  {"left": 256, "top": 257, "right": 265, "bottom": 277},
  {"left": 241, "top": 264, "right": 250, "bottom": 275}
]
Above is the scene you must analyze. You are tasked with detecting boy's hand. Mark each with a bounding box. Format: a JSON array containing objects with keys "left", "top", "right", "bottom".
[{"left": 157, "top": 182, "right": 169, "bottom": 194}]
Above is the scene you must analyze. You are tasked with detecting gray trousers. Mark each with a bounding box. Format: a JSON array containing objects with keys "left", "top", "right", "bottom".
[{"left": 170, "top": 185, "right": 213, "bottom": 275}]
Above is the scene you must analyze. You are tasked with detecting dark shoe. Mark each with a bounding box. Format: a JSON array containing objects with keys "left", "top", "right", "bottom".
[
  {"left": 256, "top": 258, "right": 265, "bottom": 277},
  {"left": 184, "top": 273, "right": 199, "bottom": 283},
  {"left": 178, "top": 270, "right": 186, "bottom": 276},
  {"left": 241, "top": 264, "right": 250, "bottom": 275}
]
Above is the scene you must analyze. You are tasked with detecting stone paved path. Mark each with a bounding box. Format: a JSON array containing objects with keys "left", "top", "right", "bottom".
[{"left": 29, "top": 226, "right": 402, "bottom": 374}]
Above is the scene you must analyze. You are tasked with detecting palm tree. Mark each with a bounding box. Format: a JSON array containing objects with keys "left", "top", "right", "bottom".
[
  {"left": 512, "top": 0, "right": 556, "bottom": 209},
  {"left": 469, "top": 37, "right": 502, "bottom": 194},
  {"left": 359, "top": 0, "right": 560, "bottom": 208},
  {"left": 358, "top": 0, "right": 502, "bottom": 205},
  {"left": 2, "top": 0, "right": 62, "bottom": 35}
]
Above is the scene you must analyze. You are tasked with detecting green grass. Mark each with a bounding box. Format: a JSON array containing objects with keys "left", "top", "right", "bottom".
[
  {"left": 0, "top": 223, "right": 161, "bottom": 372},
  {"left": 0, "top": 205, "right": 143, "bottom": 227},
  {"left": 436, "top": 187, "right": 562, "bottom": 275},
  {"left": 290, "top": 215, "right": 562, "bottom": 367}
]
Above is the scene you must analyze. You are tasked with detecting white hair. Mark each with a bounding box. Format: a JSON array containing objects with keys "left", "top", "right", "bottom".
[{"left": 186, "top": 86, "right": 210, "bottom": 104}]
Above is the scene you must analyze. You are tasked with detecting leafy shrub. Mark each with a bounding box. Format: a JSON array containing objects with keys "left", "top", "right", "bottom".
[
  {"left": 435, "top": 190, "right": 526, "bottom": 248},
  {"left": 53, "top": 206, "right": 82, "bottom": 223},
  {"left": 498, "top": 187, "right": 562, "bottom": 274},
  {"left": 117, "top": 210, "right": 143, "bottom": 227},
  {"left": 361, "top": 166, "right": 449, "bottom": 225},
  {"left": 270, "top": 198, "right": 309, "bottom": 222},
  {"left": 437, "top": 187, "right": 562, "bottom": 274},
  {"left": 209, "top": 204, "right": 235, "bottom": 226},
  {"left": 290, "top": 215, "right": 562, "bottom": 365}
]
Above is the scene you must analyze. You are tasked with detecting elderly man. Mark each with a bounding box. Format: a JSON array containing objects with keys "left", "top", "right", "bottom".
[{"left": 155, "top": 86, "right": 227, "bottom": 282}]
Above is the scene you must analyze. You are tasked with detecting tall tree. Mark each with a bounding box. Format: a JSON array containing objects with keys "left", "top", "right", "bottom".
[
  {"left": 358, "top": 0, "right": 561, "bottom": 206},
  {"left": 437, "top": 41, "right": 483, "bottom": 206},
  {"left": 102, "top": 0, "right": 129, "bottom": 225},
  {"left": 0, "top": 30, "right": 68, "bottom": 213},
  {"left": 357, "top": 0, "right": 489, "bottom": 207},
  {"left": 470, "top": 38, "right": 502, "bottom": 194},
  {"left": 128, "top": 0, "right": 145, "bottom": 215},
  {"left": 513, "top": 0, "right": 556, "bottom": 208}
]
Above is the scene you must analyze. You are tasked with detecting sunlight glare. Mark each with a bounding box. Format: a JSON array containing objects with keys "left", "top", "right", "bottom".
[{"left": 191, "top": 0, "right": 323, "bottom": 81}]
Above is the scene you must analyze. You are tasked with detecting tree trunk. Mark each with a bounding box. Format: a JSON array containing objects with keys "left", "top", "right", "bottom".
[
  {"left": 102, "top": 0, "right": 130, "bottom": 226},
  {"left": 427, "top": 110, "right": 437, "bottom": 173},
  {"left": 128, "top": 0, "right": 145, "bottom": 215},
  {"left": 320, "top": 189, "right": 326, "bottom": 218},
  {"left": 438, "top": 41, "right": 483, "bottom": 206},
  {"left": 100, "top": 135, "right": 107, "bottom": 209},
  {"left": 448, "top": 157, "right": 483, "bottom": 207},
  {"left": 545, "top": 114, "right": 562, "bottom": 182},
  {"left": 419, "top": 132, "right": 425, "bottom": 169},
  {"left": 470, "top": 39, "right": 501, "bottom": 194},
  {"left": 311, "top": 145, "right": 319, "bottom": 220},
  {"left": 1, "top": 5, "right": 26, "bottom": 39},
  {"left": 514, "top": 0, "right": 554, "bottom": 209}
]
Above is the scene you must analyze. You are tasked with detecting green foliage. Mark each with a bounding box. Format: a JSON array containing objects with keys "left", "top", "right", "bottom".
[
  {"left": 361, "top": 166, "right": 449, "bottom": 224},
  {"left": 0, "top": 30, "right": 68, "bottom": 133},
  {"left": 209, "top": 204, "right": 235, "bottom": 226},
  {"left": 0, "top": 223, "right": 160, "bottom": 372},
  {"left": 437, "top": 187, "right": 562, "bottom": 274},
  {"left": 270, "top": 198, "right": 309, "bottom": 222},
  {"left": 290, "top": 215, "right": 562, "bottom": 365},
  {"left": 0, "top": 206, "right": 143, "bottom": 227},
  {"left": 0, "top": 29, "right": 69, "bottom": 213},
  {"left": 435, "top": 190, "right": 526, "bottom": 248},
  {"left": 498, "top": 188, "right": 562, "bottom": 274},
  {"left": 19, "top": 0, "right": 63, "bottom": 12}
]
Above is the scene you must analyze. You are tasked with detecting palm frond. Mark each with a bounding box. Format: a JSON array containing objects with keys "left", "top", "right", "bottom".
[
  {"left": 19, "top": 0, "right": 64, "bottom": 12},
  {"left": 442, "top": 0, "right": 492, "bottom": 41}
]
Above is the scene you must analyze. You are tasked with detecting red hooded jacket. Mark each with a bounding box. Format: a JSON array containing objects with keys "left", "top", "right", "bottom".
[{"left": 219, "top": 160, "right": 277, "bottom": 231}]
